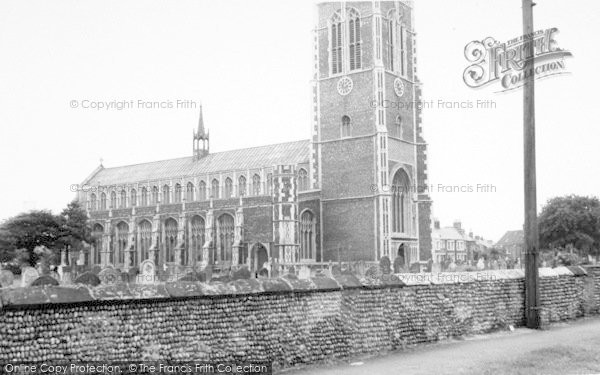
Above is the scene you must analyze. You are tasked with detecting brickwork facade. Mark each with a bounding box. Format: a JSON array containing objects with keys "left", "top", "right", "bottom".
[{"left": 79, "top": 1, "right": 431, "bottom": 273}]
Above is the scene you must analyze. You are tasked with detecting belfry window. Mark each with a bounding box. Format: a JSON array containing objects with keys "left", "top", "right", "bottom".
[
  {"left": 348, "top": 9, "right": 361, "bottom": 71},
  {"left": 331, "top": 12, "right": 343, "bottom": 75},
  {"left": 341, "top": 115, "right": 351, "bottom": 138}
]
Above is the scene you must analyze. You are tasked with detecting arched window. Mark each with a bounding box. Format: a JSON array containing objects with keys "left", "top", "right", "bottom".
[
  {"left": 388, "top": 11, "right": 396, "bottom": 72},
  {"left": 100, "top": 193, "right": 107, "bottom": 210},
  {"left": 92, "top": 223, "right": 104, "bottom": 265},
  {"left": 238, "top": 176, "right": 246, "bottom": 197},
  {"left": 151, "top": 186, "right": 159, "bottom": 205},
  {"left": 298, "top": 169, "right": 309, "bottom": 191},
  {"left": 395, "top": 115, "right": 402, "bottom": 138},
  {"left": 115, "top": 221, "right": 129, "bottom": 265},
  {"left": 252, "top": 174, "right": 261, "bottom": 196},
  {"left": 138, "top": 220, "right": 152, "bottom": 263},
  {"left": 110, "top": 191, "right": 117, "bottom": 209},
  {"left": 224, "top": 178, "right": 233, "bottom": 198},
  {"left": 199, "top": 181, "right": 207, "bottom": 201},
  {"left": 392, "top": 169, "right": 412, "bottom": 234},
  {"left": 341, "top": 115, "right": 351, "bottom": 138},
  {"left": 119, "top": 190, "right": 127, "bottom": 208},
  {"left": 186, "top": 182, "right": 195, "bottom": 202},
  {"left": 266, "top": 173, "right": 273, "bottom": 196},
  {"left": 300, "top": 210, "right": 316, "bottom": 260},
  {"left": 90, "top": 193, "right": 97, "bottom": 211},
  {"left": 211, "top": 179, "right": 220, "bottom": 199},
  {"left": 164, "top": 218, "right": 178, "bottom": 263},
  {"left": 190, "top": 216, "right": 205, "bottom": 263},
  {"left": 348, "top": 9, "right": 361, "bottom": 71},
  {"left": 174, "top": 183, "right": 182, "bottom": 203},
  {"left": 141, "top": 187, "right": 148, "bottom": 206},
  {"left": 387, "top": 10, "right": 407, "bottom": 76},
  {"left": 162, "top": 184, "right": 170, "bottom": 204},
  {"left": 217, "top": 214, "right": 235, "bottom": 263},
  {"left": 330, "top": 11, "right": 343, "bottom": 74},
  {"left": 130, "top": 189, "right": 137, "bottom": 207}
]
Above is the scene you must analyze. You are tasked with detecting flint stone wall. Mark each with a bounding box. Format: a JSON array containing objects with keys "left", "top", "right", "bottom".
[{"left": 0, "top": 267, "right": 598, "bottom": 371}]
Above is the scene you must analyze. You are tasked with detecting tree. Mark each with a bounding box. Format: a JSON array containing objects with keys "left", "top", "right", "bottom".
[
  {"left": 0, "top": 200, "right": 91, "bottom": 267},
  {"left": 58, "top": 200, "right": 91, "bottom": 265},
  {"left": 0, "top": 210, "right": 64, "bottom": 266},
  {"left": 538, "top": 195, "right": 600, "bottom": 259}
]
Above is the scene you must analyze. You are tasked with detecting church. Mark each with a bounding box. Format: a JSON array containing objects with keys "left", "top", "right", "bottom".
[{"left": 78, "top": 1, "right": 432, "bottom": 274}]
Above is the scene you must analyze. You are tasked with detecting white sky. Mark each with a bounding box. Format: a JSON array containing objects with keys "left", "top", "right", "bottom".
[{"left": 0, "top": 0, "right": 598, "bottom": 242}]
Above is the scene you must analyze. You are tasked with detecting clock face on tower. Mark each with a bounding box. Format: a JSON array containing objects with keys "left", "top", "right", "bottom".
[
  {"left": 394, "top": 78, "right": 405, "bottom": 97},
  {"left": 337, "top": 76, "right": 353, "bottom": 96}
]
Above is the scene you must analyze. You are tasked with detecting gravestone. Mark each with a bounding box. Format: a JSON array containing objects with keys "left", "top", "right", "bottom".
[
  {"left": 258, "top": 268, "right": 269, "bottom": 278},
  {"left": 298, "top": 265, "right": 311, "bottom": 280},
  {"left": 138, "top": 260, "right": 156, "bottom": 285},
  {"left": 330, "top": 264, "right": 342, "bottom": 276},
  {"left": 74, "top": 272, "right": 101, "bottom": 287},
  {"left": 98, "top": 267, "right": 121, "bottom": 284},
  {"left": 31, "top": 275, "right": 59, "bottom": 287},
  {"left": 232, "top": 266, "right": 251, "bottom": 280},
  {"left": 0, "top": 270, "right": 15, "bottom": 288},
  {"left": 393, "top": 257, "right": 405, "bottom": 273},
  {"left": 21, "top": 267, "right": 39, "bottom": 287},
  {"left": 476, "top": 258, "right": 485, "bottom": 270},
  {"left": 49, "top": 271, "right": 60, "bottom": 283},
  {"left": 379, "top": 256, "right": 392, "bottom": 275}
]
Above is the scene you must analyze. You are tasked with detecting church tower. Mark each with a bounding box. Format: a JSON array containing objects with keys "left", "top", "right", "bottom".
[
  {"left": 311, "top": 1, "right": 432, "bottom": 264},
  {"left": 193, "top": 106, "right": 209, "bottom": 160}
]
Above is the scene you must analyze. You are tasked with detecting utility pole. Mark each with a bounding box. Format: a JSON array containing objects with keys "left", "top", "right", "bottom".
[{"left": 523, "top": 0, "right": 541, "bottom": 329}]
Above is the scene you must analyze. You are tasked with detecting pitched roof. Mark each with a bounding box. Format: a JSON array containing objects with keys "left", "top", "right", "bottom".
[
  {"left": 432, "top": 226, "right": 469, "bottom": 241},
  {"left": 85, "top": 140, "right": 310, "bottom": 186},
  {"left": 495, "top": 230, "right": 524, "bottom": 248}
]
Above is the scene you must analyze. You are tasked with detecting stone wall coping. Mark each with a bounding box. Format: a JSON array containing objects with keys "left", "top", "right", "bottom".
[{"left": 0, "top": 268, "right": 589, "bottom": 309}]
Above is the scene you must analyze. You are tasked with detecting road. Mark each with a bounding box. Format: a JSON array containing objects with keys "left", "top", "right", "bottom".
[{"left": 286, "top": 317, "right": 600, "bottom": 375}]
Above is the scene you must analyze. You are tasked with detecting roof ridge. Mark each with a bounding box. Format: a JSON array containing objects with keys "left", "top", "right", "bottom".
[{"left": 101, "top": 139, "right": 310, "bottom": 171}]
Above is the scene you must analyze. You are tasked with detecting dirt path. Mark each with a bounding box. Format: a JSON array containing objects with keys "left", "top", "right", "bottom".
[{"left": 287, "top": 317, "right": 600, "bottom": 375}]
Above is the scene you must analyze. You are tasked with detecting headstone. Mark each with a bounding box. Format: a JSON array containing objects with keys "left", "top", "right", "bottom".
[
  {"left": 31, "top": 275, "right": 59, "bottom": 287},
  {"left": 138, "top": 260, "right": 156, "bottom": 285},
  {"left": 0, "top": 270, "right": 15, "bottom": 288},
  {"left": 393, "top": 257, "right": 405, "bottom": 273},
  {"left": 476, "top": 258, "right": 485, "bottom": 270},
  {"left": 232, "top": 266, "right": 251, "bottom": 280},
  {"left": 448, "top": 261, "right": 457, "bottom": 272},
  {"left": 49, "top": 271, "right": 60, "bottom": 283},
  {"left": 21, "top": 267, "right": 40, "bottom": 287},
  {"left": 199, "top": 264, "right": 213, "bottom": 282},
  {"left": 98, "top": 267, "right": 121, "bottom": 284},
  {"left": 330, "top": 264, "right": 342, "bottom": 276},
  {"left": 379, "top": 256, "right": 392, "bottom": 274},
  {"left": 258, "top": 268, "right": 269, "bottom": 278},
  {"left": 74, "top": 272, "right": 101, "bottom": 287},
  {"left": 298, "top": 265, "right": 311, "bottom": 280}
]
